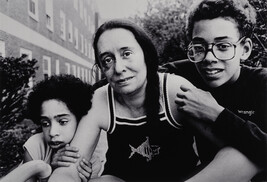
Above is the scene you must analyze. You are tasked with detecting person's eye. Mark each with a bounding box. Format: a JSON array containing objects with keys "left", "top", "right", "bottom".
[
  {"left": 192, "top": 45, "right": 205, "bottom": 53},
  {"left": 122, "top": 51, "right": 132, "bottom": 58},
  {"left": 40, "top": 120, "right": 50, "bottom": 127},
  {"left": 58, "top": 119, "right": 69, "bottom": 126},
  {"left": 216, "top": 43, "right": 232, "bottom": 51},
  {"left": 104, "top": 56, "right": 114, "bottom": 64}
]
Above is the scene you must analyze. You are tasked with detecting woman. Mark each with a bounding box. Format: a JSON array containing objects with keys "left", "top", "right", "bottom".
[{"left": 48, "top": 19, "right": 258, "bottom": 182}]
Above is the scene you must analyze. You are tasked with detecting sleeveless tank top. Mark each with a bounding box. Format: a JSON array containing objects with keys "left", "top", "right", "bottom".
[{"left": 103, "top": 73, "right": 198, "bottom": 181}]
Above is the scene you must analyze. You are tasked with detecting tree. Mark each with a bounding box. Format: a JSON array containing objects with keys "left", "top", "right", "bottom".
[
  {"left": 134, "top": 0, "right": 192, "bottom": 64},
  {"left": 0, "top": 55, "right": 38, "bottom": 176},
  {"left": 134, "top": 0, "right": 267, "bottom": 67}
]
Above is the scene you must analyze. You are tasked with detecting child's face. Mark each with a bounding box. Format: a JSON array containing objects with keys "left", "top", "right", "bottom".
[
  {"left": 192, "top": 17, "right": 244, "bottom": 88},
  {"left": 40, "top": 99, "right": 78, "bottom": 150}
]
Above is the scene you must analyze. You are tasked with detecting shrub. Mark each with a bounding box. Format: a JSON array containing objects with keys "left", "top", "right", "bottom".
[{"left": 0, "top": 55, "right": 38, "bottom": 176}]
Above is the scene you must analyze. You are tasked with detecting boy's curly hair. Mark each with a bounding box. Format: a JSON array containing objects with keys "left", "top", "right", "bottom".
[
  {"left": 186, "top": 0, "right": 257, "bottom": 41},
  {"left": 27, "top": 74, "right": 93, "bottom": 124}
]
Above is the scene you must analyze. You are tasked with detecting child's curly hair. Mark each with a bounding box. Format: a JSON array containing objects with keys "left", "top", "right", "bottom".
[
  {"left": 27, "top": 74, "right": 94, "bottom": 124},
  {"left": 186, "top": 0, "right": 257, "bottom": 41}
]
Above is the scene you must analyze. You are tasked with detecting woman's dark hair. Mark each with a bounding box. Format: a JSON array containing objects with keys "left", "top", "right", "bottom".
[
  {"left": 27, "top": 74, "right": 93, "bottom": 124},
  {"left": 93, "top": 19, "right": 160, "bottom": 134},
  {"left": 186, "top": 0, "right": 257, "bottom": 41}
]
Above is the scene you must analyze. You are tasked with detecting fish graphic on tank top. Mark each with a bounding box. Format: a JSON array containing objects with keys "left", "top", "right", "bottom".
[{"left": 129, "top": 136, "right": 160, "bottom": 162}]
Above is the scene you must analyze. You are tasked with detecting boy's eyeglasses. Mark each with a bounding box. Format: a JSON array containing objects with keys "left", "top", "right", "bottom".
[{"left": 187, "top": 37, "right": 245, "bottom": 63}]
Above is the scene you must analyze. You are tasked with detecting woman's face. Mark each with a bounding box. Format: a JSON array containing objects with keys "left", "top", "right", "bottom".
[
  {"left": 40, "top": 99, "right": 78, "bottom": 150},
  {"left": 97, "top": 28, "right": 147, "bottom": 96},
  {"left": 192, "top": 17, "right": 244, "bottom": 88}
]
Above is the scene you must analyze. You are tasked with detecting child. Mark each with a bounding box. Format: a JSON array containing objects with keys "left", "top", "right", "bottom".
[
  {"left": 23, "top": 74, "right": 104, "bottom": 182},
  {"left": 162, "top": 0, "right": 266, "bottom": 180}
]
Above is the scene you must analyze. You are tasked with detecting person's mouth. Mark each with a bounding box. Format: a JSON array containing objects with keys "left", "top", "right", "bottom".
[
  {"left": 48, "top": 141, "right": 65, "bottom": 149},
  {"left": 201, "top": 68, "right": 223, "bottom": 78},
  {"left": 116, "top": 76, "right": 134, "bottom": 85}
]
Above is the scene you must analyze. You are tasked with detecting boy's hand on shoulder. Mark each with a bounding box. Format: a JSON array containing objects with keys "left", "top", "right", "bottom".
[
  {"left": 175, "top": 84, "right": 224, "bottom": 122},
  {"left": 51, "top": 144, "right": 80, "bottom": 168}
]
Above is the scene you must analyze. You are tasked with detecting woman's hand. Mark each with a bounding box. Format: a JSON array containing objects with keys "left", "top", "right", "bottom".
[
  {"left": 51, "top": 144, "right": 103, "bottom": 181},
  {"left": 51, "top": 144, "right": 80, "bottom": 168},
  {"left": 77, "top": 158, "right": 93, "bottom": 182}
]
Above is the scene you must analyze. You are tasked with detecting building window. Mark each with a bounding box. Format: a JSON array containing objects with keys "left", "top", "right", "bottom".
[
  {"left": 85, "top": 69, "right": 88, "bottom": 82},
  {"left": 20, "top": 48, "right": 33, "bottom": 87},
  {"left": 72, "top": 65, "right": 77, "bottom": 76},
  {"left": 0, "top": 40, "right": 6, "bottom": 57},
  {"left": 88, "top": 43, "right": 91, "bottom": 58},
  {"left": 74, "top": 27, "right": 78, "bottom": 49},
  {"left": 81, "top": 67, "right": 84, "bottom": 81},
  {"left": 79, "top": 0, "right": 83, "bottom": 19},
  {"left": 84, "top": 39, "right": 88, "bottom": 56},
  {"left": 45, "top": 0, "right": 53, "bottom": 31},
  {"left": 74, "top": 0, "right": 78, "bottom": 10},
  {"left": 65, "top": 63, "right": 70, "bottom": 74},
  {"left": 88, "top": 16, "right": 91, "bottom": 32},
  {"left": 80, "top": 34, "right": 84, "bottom": 53},
  {"left": 28, "top": 0, "right": 39, "bottom": 21},
  {"left": 77, "top": 66, "right": 81, "bottom": 79},
  {"left": 88, "top": 68, "right": 92, "bottom": 84},
  {"left": 43, "top": 56, "right": 51, "bottom": 79},
  {"left": 20, "top": 48, "right": 32, "bottom": 60},
  {"left": 60, "top": 10, "right": 66, "bottom": 40},
  {"left": 68, "top": 20, "right": 73, "bottom": 43},
  {"left": 84, "top": 8, "right": 87, "bottom": 26},
  {"left": 55, "top": 59, "right": 60, "bottom": 75}
]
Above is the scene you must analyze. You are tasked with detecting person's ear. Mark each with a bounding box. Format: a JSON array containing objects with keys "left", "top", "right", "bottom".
[{"left": 240, "top": 38, "right": 253, "bottom": 61}]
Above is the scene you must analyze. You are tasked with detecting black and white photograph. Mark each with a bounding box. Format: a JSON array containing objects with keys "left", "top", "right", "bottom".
[{"left": 0, "top": 0, "right": 266, "bottom": 181}]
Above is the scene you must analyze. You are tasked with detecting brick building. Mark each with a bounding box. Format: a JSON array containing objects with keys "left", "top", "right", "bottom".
[{"left": 0, "top": 0, "right": 101, "bottom": 85}]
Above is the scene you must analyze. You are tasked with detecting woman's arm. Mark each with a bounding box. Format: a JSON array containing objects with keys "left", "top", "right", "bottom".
[
  {"left": 48, "top": 89, "right": 108, "bottom": 182},
  {"left": 186, "top": 147, "right": 259, "bottom": 182}
]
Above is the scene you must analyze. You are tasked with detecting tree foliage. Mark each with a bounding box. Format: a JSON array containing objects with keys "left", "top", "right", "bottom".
[
  {"left": 0, "top": 55, "right": 38, "bottom": 176},
  {"left": 134, "top": 0, "right": 267, "bottom": 67}
]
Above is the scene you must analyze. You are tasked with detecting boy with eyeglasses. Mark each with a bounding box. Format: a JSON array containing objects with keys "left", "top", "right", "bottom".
[{"left": 162, "top": 0, "right": 267, "bottom": 180}]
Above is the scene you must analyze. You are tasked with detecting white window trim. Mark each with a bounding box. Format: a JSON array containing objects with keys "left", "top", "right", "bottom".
[
  {"left": 74, "top": 27, "right": 78, "bottom": 49},
  {"left": 60, "top": 10, "right": 66, "bottom": 40},
  {"left": 45, "top": 0, "right": 54, "bottom": 32},
  {"left": 65, "top": 62, "right": 70, "bottom": 74},
  {"left": 84, "top": 8, "right": 87, "bottom": 26},
  {"left": 85, "top": 69, "right": 88, "bottom": 82},
  {"left": 0, "top": 40, "right": 6, "bottom": 57},
  {"left": 68, "top": 20, "right": 73, "bottom": 43},
  {"left": 77, "top": 66, "right": 81, "bottom": 78},
  {"left": 72, "top": 65, "right": 77, "bottom": 76},
  {"left": 43, "top": 55, "right": 51, "bottom": 78},
  {"left": 20, "top": 48, "right": 32, "bottom": 60},
  {"left": 79, "top": 0, "right": 83, "bottom": 19},
  {"left": 55, "top": 59, "right": 60, "bottom": 75},
  {"left": 80, "top": 34, "right": 84, "bottom": 53},
  {"left": 74, "top": 0, "right": 78, "bottom": 10},
  {"left": 28, "top": 0, "right": 39, "bottom": 21}
]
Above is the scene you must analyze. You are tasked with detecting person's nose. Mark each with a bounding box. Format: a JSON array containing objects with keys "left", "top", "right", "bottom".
[
  {"left": 114, "top": 57, "right": 126, "bottom": 74},
  {"left": 203, "top": 46, "right": 218, "bottom": 63},
  {"left": 49, "top": 122, "right": 60, "bottom": 137}
]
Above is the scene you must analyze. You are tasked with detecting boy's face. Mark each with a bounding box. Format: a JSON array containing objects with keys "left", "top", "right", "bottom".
[
  {"left": 40, "top": 99, "right": 78, "bottom": 150},
  {"left": 191, "top": 17, "right": 245, "bottom": 88}
]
